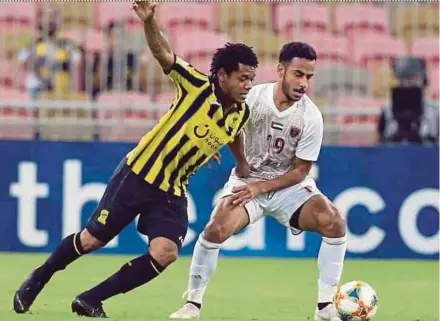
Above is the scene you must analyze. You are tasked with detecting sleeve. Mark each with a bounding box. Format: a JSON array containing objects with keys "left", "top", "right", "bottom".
[
  {"left": 234, "top": 104, "right": 251, "bottom": 138},
  {"left": 295, "top": 112, "right": 323, "bottom": 162},
  {"left": 165, "top": 55, "right": 208, "bottom": 91}
]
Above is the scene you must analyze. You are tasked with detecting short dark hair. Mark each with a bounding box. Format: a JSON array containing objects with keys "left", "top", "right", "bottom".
[
  {"left": 279, "top": 42, "right": 317, "bottom": 64},
  {"left": 210, "top": 43, "right": 259, "bottom": 76}
]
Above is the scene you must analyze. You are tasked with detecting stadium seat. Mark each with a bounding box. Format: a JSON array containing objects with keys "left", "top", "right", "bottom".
[
  {"left": 173, "top": 30, "right": 230, "bottom": 63},
  {"left": 0, "top": 87, "right": 35, "bottom": 140},
  {"left": 36, "top": 92, "right": 95, "bottom": 141},
  {"left": 428, "top": 67, "right": 439, "bottom": 100},
  {"left": 391, "top": 3, "right": 439, "bottom": 38},
  {"left": 0, "top": 58, "right": 25, "bottom": 89},
  {"left": 216, "top": 3, "right": 272, "bottom": 31},
  {"left": 312, "top": 65, "right": 373, "bottom": 104},
  {"left": 229, "top": 27, "right": 287, "bottom": 62},
  {"left": 334, "top": 4, "right": 389, "bottom": 36},
  {"left": 62, "top": 29, "right": 104, "bottom": 55},
  {"left": 297, "top": 34, "right": 350, "bottom": 64},
  {"left": 254, "top": 61, "right": 278, "bottom": 85},
  {"left": 0, "top": 26, "right": 34, "bottom": 59},
  {"left": 274, "top": 3, "right": 330, "bottom": 39},
  {"left": 0, "top": 3, "right": 37, "bottom": 26},
  {"left": 53, "top": 2, "right": 95, "bottom": 28},
  {"left": 412, "top": 37, "right": 440, "bottom": 67},
  {"left": 157, "top": 3, "right": 215, "bottom": 33},
  {"left": 97, "top": 91, "right": 158, "bottom": 142},
  {"left": 352, "top": 34, "right": 407, "bottom": 65}
]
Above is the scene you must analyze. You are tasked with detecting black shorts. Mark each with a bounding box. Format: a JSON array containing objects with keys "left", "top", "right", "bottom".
[{"left": 85, "top": 158, "right": 188, "bottom": 249}]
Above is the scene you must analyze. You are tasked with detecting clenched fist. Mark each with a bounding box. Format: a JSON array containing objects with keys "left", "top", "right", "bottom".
[{"left": 132, "top": 1, "right": 157, "bottom": 22}]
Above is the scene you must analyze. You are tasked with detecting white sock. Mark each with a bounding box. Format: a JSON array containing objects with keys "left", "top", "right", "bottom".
[
  {"left": 317, "top": 235, "right": 347, "bottom": 304},
  {"left": 187, "top": 234, "right": 221, "bottom": 305}
]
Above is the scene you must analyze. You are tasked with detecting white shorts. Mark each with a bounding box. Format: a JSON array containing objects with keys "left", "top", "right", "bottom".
[{"left": 220, "top": 175, "right": 321, "bottom": 234}]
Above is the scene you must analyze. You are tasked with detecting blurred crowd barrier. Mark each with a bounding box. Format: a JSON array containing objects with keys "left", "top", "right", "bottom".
[{"left": 0, "top": 2, "right": 438, "bottom": 145}]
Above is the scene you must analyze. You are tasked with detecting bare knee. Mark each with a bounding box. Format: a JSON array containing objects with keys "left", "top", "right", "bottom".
[
  {"left": 80, "top": 229, "right": 105, "bottom": 252},
  {"left": 149, "top": 237, "right": 179, "bottom": 268},
  {"left": 204, "top": 220, "right": 230, "bottom": 244},
  {"left": 317, "top": 205, "right": 346, "bottom": 238}
]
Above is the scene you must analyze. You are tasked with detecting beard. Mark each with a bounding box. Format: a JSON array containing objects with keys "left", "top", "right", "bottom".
[
  {"left": 281, "top": 73, "right": 296, "bottom": 102},
  {"left": 281, "top": 73, "right": 305, "bottom": 102}
]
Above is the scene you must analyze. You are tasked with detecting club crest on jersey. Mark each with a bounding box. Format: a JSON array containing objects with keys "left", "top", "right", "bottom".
[
  {"left": 290, "top": 126, "right": 301, "bottom": 138},
  {"left": 271, "top": 121, "right": 284, "bottom": 131}
]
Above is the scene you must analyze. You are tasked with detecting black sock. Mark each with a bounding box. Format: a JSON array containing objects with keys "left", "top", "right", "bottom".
[
  {"left": 35, "top": 233, "right": 85, "bottom": 284},
  {"left": 187, "top": 301, "right": 202, "bottom": 310},
  {"left": 81, "top": 252, "right": 165, "bottom": 303},
  {"left": 318, "top": 302, "right": 332, "bottom": 310}
]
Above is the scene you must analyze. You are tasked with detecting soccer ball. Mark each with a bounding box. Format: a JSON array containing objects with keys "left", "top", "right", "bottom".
[{"left": 334, "top": 281, "right": 379, "bottom": 321}]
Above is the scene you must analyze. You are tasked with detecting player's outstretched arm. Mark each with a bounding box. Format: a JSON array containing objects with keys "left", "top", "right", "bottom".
[{"left": 133, "top": 1, "right": 174, "bottom": 72}]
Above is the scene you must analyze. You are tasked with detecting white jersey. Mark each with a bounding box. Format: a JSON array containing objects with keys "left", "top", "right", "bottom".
[{"left": 236, "top": 83, "right": 323, "bottom": 181}]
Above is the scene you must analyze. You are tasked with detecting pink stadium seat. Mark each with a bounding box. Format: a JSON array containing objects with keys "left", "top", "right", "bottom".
[
  {"left": 173, "top": 30, "right": 230, "bottom": 62},
  {"left": 412, "top": 37, "right": 440, "bottom": 66},
  {"left": 0, "top": 58, "right": 15, "bottom": 87},
  {"left": 97, "top": 91, "right": 158, "bottom": 141},
  {"left": 0, "top": 3, "right": 37, "bottom": 26},
  {"left": 297, "top": 34, "right": 350, "bottom": 63},
  {"left": 353, "top": 34, "right": 407, "bottom": 65},
  {"left": 189, "top": 56, "right": 212, "bottom": 75},
  {"left": 155, "top": 91, "right": 176, "bottom": 104},
  {"left": 336, "top": 96, "right": 383, "bottom": 126},
  {"left": 0, "top": 87, "right": 35, "bottom": 140},
  {"left": 0, "top": 58, "right": 25, "bottom": 89},
  {"left": 157, "top": 3, "right": 215, "bottom": 33},
  {"left": 274, "top": 3, "right": 330, "bottom": 39},
  {"left": 62, "top": 29, "right": 104, "bottom": 54},
  {"left": 428, "top": 67, "right": 439, "bottom": 100},
  {"left": 335, "top": 4, "right": 388, "bottom": 36},
  {"left": 255, "top": 62, "right": 278, "bottom": 84},
  {"left": 95, "top": 2, "right": 142, "bottom": 29}
]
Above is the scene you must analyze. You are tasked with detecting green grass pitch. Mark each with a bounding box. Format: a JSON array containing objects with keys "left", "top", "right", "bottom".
[{"left": 0, "top": 253, "right": 437, "bottom": 321}]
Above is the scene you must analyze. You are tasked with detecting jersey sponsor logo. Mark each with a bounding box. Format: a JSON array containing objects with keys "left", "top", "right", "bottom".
[
  {"left": 194, "top": 124, "right": 210, "bottom": 138},
  {"left": 290, "top": 126, "right": 301, "bottom": 138},
  {"left": 97, "top": 209, "right": 109, "bottom": 225},
  {"left": 271, "top": 121, "right": 284, "bottom": 131},
  {"left": 194, "top": 124, "right": 225, "bottom": 150}
]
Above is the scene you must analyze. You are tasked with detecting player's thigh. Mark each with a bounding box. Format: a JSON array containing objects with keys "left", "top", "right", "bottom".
[
  {"left": 205, "top": 177, "right": 265, "bottom": 242},
  {"left": 85, "top": 159, "right": 142, "bottom": 243},
  {"left": 298, "top": 194, "right": 339, "bottom": 233},
  {"left": 204, "top": 196, "right": 250, "bottom": 242},
  {"left": 266, "top": 177, "right": 321, "bottom": 233},
  {"left": 137, "top": 192, "right": 188, "bottom": 252}
]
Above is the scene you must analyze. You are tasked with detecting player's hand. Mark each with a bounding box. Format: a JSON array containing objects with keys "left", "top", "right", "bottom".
[
  {"left": 131, "top": 1, "right": 157, "bottom": 22},
  {"left": 235, "top": 162, "right": 250, "bottom": 178},
  {"left": 230, "top": 183, "right": 262, "bottom": 206},
  {"left": 204, "top": 152, "right": 221, "bottom": 169}
]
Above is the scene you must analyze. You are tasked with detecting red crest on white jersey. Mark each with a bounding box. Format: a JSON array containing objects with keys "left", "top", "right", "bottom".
[{"left": 290, "top": 126, "right": 301, "bottom": 138}]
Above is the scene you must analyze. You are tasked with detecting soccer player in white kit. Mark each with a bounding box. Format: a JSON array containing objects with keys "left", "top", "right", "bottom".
[{"left": 170, "top": 42, "right": 347, "bottom": 321}]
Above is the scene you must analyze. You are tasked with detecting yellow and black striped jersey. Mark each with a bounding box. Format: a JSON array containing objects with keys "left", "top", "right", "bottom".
[{"left": 126, "top": 55, "right": 251, "bottom": 196}]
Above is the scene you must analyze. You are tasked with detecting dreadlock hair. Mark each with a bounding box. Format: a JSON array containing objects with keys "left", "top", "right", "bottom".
[
  {"left": 210, "top": 43, "right": 259, "bottom": 77},
  {"left": 278, "top": 42, "right": 317, "bottom": 64}
]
